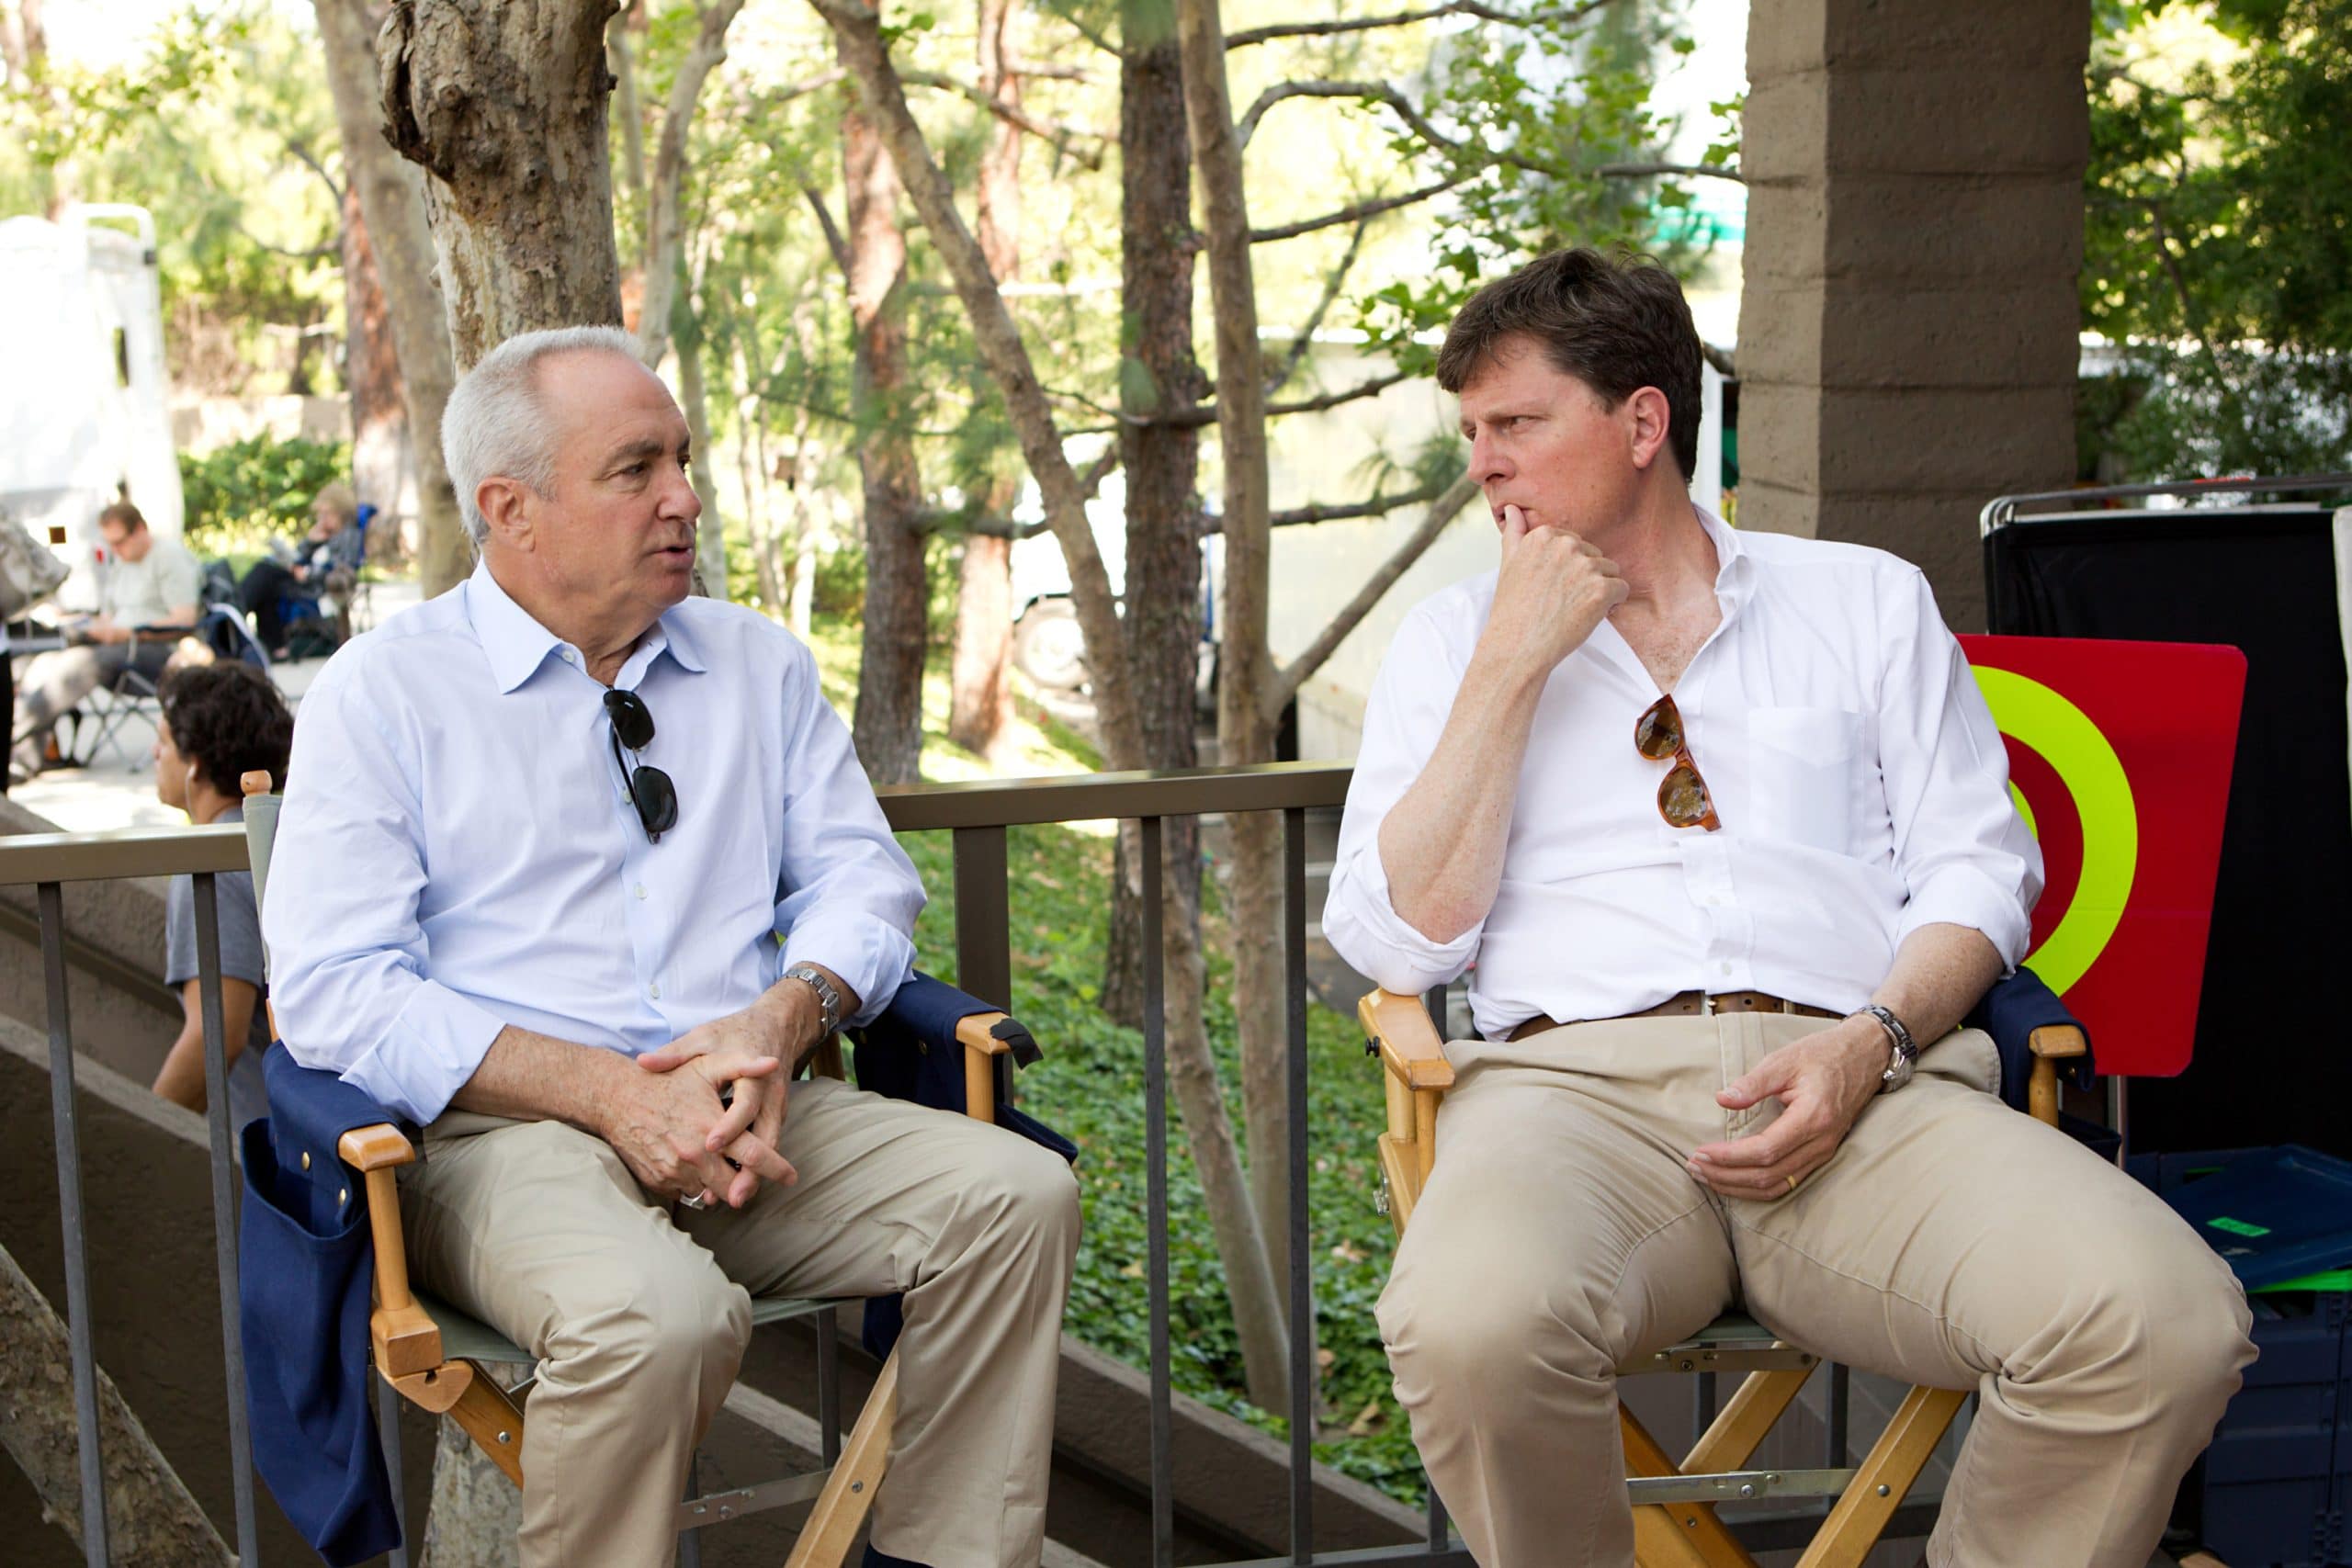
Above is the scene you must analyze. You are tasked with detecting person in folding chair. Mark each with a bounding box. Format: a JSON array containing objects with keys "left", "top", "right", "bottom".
[
  {"left": 264, "top": 324, "right": 1080, "bottom": 1568},
  {"left": 9, "top": 500, "right": 202, "bottom": 780},
  {"left": 1322, "top": 249, "right": 2255, "bottom": 1568}
]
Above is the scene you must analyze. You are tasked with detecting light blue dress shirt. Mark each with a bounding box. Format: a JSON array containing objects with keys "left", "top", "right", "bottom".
[{"left": 263, "top": 561, "right": 924, "bottom": 1125}]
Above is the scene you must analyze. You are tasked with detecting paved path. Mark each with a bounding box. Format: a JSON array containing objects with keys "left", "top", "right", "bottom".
[{"left": 8, "top": 578, "right": 424, "bottom": 834}]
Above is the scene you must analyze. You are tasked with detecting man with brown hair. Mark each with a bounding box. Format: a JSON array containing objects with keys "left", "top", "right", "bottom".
[
  {"left": 1323, "top": 249, "right": 2253, "bottom": 1567},
  {"left": 10, "top": 500, "right": 202, "bottom": 779}
]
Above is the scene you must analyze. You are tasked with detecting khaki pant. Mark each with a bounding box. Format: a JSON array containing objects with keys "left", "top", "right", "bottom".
[
  {"left": 1376, "top": 1014, "right": 2256, "bottom": 1568},
  {"left": 401, "top": 1076, "right": 1081, "bottom": 1568}
]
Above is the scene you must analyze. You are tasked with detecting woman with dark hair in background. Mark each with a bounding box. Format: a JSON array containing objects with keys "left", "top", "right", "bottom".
[{"left": 149, "top": 660, "right": 294, "bottom": 1128}]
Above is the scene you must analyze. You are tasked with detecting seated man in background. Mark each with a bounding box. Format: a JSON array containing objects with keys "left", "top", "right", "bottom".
[
  {"left": 1324, "top": 247, "right": 2254, "bottom": 1568},
  {"left": 10, "top": 501, "right": 202, "bottom": 781},
  {"left": 266, "top": 325, "right": 1079, "bottom": 1568},
  {"left": 238, "top": 480, "right": 364, "bottom": 656},
  {"left": 149, "top": 660, "right": 294, "bottom": 1132}
]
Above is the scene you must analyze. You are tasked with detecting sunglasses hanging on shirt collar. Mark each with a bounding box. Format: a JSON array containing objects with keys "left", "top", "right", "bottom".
[{"left": 603, "top": 688, "right": 680, "bottom": 842}]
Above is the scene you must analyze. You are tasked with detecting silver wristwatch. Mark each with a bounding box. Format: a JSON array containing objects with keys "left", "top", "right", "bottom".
[
  {"left": 783, "top": 964, "right": 843, "bottom": 1037},
  {"left": 1854, "top": 1002, "right": 1918, "bottom": 1093}
]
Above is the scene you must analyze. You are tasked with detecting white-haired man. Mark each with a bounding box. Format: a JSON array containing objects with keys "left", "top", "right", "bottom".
[{"left": 266, "top": 326, "right": 1079, "bottom": 1568}]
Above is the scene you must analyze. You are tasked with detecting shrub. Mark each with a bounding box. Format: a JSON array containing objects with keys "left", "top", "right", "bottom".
[{"left": 179, "top": 434, "right": 351, "bottom": 553}]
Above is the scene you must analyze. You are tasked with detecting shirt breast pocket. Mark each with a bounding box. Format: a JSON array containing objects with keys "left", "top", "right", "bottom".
[{"left": 1747, "top": 706, "right": 1870, "bottom": 855}]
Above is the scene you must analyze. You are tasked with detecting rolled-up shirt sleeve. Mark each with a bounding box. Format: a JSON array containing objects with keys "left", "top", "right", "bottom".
[
  {"left": 1878, "top": 569, "right": 2043, "bottom": 965},
  {"left": 1322, "top": 604, "right": 1484, "bottom": 995},
  {"left": 263, "top": 660, "right": 508, "bottom": 1125},
  {"left": 771, "top": 638, "right": 923, "bottom": 1025}
]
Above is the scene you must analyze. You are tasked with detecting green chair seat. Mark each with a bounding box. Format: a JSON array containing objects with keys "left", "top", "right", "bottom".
[
  {"left": 416, "top": 1290, "right": 845, "bottom": 1367},
  {"left": 1621, "top": 1312, "right": 1817, "bottom": 1377}
]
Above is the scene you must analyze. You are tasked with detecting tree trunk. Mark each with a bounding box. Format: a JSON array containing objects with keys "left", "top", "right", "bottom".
[
  {"left": 636, "top": 0, "right": 747, "bottom": 372},
  {"left": 1102, "top": 0, "right": 1205, "bottom": 1030},
  {"left": 815, "top": 0, "right": 1140, "bottom": 770},
  {"left": 729, "top": 329, "right": 788, "bottom": 615},
  {"left": 816, "top": 0, "right": 1290, "bottom": 1415},
  {"left": 1174, "top": 0, "right": 1294, "bottom": 1325},
  {"left": 843, "top": 88, "right": 927, "bottom": 784},
  {"left": 378, "top": 0, "right": 626, "bottom": 367},
  {"left": 340, "top": 180, "right": 413, "bottom": 533},
  {"left": 944, "top": 0, "right": 1021, "bottom": 761},
  {"left": 318, "top": 0, "right": 469, "bottom": 595},
  {"left": 0, "top": 1242, "right": 233, "bottom": 1564},
  {"left": 948, "top": 532, "right": 1014, "bottom": 759},
  {"left": 676, "top": 293, "right": 729, "bottom": 599}
]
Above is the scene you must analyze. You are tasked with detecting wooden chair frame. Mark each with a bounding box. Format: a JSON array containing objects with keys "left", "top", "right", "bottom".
[
  {"left": 243, "top": 773, "right": 1023, "bottom": 1565},
  {"left": 1361, "top": 988, "right": 2088, "bottom": 1568},
  {"left": 334, "top": 1019, "right": 1017, "bottom": 1566}
]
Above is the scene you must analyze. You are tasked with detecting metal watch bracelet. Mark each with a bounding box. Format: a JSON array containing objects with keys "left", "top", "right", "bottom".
[
  {"left": 1854, "top": 1002, "right": 1918, "bottom": 1093},
  {"left": 783, "top": 964, "right": 842, "bottom": 1037}
]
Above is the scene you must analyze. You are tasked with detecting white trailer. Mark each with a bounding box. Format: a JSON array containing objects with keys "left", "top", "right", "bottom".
[{"left": 0, "top": 204, "right": 184, "bottom": 614}]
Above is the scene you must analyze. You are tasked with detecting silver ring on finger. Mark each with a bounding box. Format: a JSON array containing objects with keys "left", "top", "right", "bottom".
[{"left": 678, "top": 1192, "right": 707, "bottom": 1211}]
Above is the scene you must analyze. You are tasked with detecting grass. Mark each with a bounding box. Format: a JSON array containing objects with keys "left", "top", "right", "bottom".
[{"left": 810, "top": 623, "right": 1430, "bottom": 1505}]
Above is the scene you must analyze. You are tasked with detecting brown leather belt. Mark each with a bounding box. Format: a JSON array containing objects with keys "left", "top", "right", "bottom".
[{"left": 1507, "top": 990, "right": 1841, "bottom": 1043}]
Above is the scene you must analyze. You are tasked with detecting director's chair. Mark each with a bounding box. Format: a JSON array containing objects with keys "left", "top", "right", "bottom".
[
  {"left": 1362, "top": 632, "right": 2246, "bottom": 1567},
  {"left": 236, "top": 775, "right": 1065, "bottom": 1565}
]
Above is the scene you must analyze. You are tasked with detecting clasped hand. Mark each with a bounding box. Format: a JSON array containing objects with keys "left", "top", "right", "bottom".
[
  {"left": 1686, "top": 1020, "right": 1889, "bottom": 1201},
  {"left": 606, "top": 1008, "right": 802, "bottom": 1211}
]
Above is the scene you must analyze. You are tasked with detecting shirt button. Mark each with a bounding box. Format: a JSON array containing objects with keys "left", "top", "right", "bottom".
[
  {"left": 560, "top": 648, "right": 576, "bottom": 664},
  {"left": 634, "top": 884, "right": 648, "bottom": 900},
  {"left": 649, "top": 982, "right": 662, "bottom": 999},
  {"left": 1719, "top": 962, "right": 1734, "bottom": 976}
]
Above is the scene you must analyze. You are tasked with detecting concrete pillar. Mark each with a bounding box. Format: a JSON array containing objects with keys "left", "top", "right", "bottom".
[{"left": 1736, "top": 1, "right": 2091, "bottom": 629}]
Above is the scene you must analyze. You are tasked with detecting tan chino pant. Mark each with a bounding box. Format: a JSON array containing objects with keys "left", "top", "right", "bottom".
[
  {"left": 400, "top": 1075, "right": 1081, "bottom": 1568},
  {"left": 1376, "top": 1013, "right": 2256, "bottom": 1568}
]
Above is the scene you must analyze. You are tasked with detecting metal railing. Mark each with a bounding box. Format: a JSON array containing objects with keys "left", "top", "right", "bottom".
[
  {"left": 5, "top": 771, "right": 1478, "bottom": 1565},
  {"left": 2, "top": 762, "right": 1929, "bottom": 1564},
  {"left": 3, "top": 819, "right": 255, "bottom": 1567},
  {"left": 881, "top": 764, "right": 1464, "bottom": 1565}
]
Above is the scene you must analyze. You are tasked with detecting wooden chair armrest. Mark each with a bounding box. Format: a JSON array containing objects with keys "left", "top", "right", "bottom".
[
  {"left": 337, "top": 1122, "right": 415, "bottom": 1172},
  {"left": 2024, "top": 1025, "right": 2089, "bottom": 1130},
  {"left": 956, "top": 1011, "right": 1015, "bottom": 1056},
  {"left": 336, "top": 1123, "right": 444, "bottom": 1378},
  {"left": 957, "top": 1011, "right": 1013, "bottom": 1124},
  {"left": 1358, "top": 988, "right": 1454, "bottom": 1092},
  {"left": 2029, "top": 1024, "right": 2088, "bottom": 1059}
]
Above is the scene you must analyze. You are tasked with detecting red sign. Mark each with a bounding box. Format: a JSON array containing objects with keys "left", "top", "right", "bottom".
[{"left": 1956, "top": 636, "right": 2245, "bottom": 1077}]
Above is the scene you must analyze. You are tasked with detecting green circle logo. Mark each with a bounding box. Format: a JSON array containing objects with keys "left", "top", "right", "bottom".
[{"left": 1972, "top": 668, "right": 2139, "bottom": 994}]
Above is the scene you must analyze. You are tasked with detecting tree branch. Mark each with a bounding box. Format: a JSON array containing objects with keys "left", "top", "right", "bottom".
[
  {"left": 1596, "top": 161, "right": 1746, "bottom": 185},
  {"left": 1251, "top": 174, "right": 1470, "bottom": 243},
  {"left": 286, "top": 137, "right": 345, "bottom": 207},
  {"left": 802, "top": 182, "right": 852, "bottom": 276},
  {"left": 639, "top": 0, "right": 750, "bottom": 368},
  {"left": 1270, "top": 217, "right": 1370, "bottom": 394},
  {"left": 1059, "top": 367, "right": 1413, "bottom": 434},
  {"left": 1006, "top": 54, "right": 1095, "bottom": 81},
  {"left": 1077, "top": 443, "right": 1122, "bottom": 502},
  {"left": 901, "top": 68, "right": 1114, "bottom": 167},
  {"left": 1226, "top": 0, "right": 1618, "bottom": 49},
  {"left": 1265, "top": 478, "right": 1444, "bottom": 527},
  {"left": 1269, "top": 471, "right": 1481, "bottom": 716},
  {"left": 1237, "top": 78, "right": 1460, "bottom": 155}
]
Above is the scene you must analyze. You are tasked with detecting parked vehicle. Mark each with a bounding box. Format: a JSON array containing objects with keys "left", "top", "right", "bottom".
[{"left": 0, "top": 204, "right": 184, "bottom": 615}]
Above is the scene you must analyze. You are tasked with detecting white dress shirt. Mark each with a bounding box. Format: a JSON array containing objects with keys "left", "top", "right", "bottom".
[
  {"left": 1323, "top": 508, "right": 2041, "bottom": 1041},
  {"left": 265, "top": 562, "right": 924, "bottom": 1125}
]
